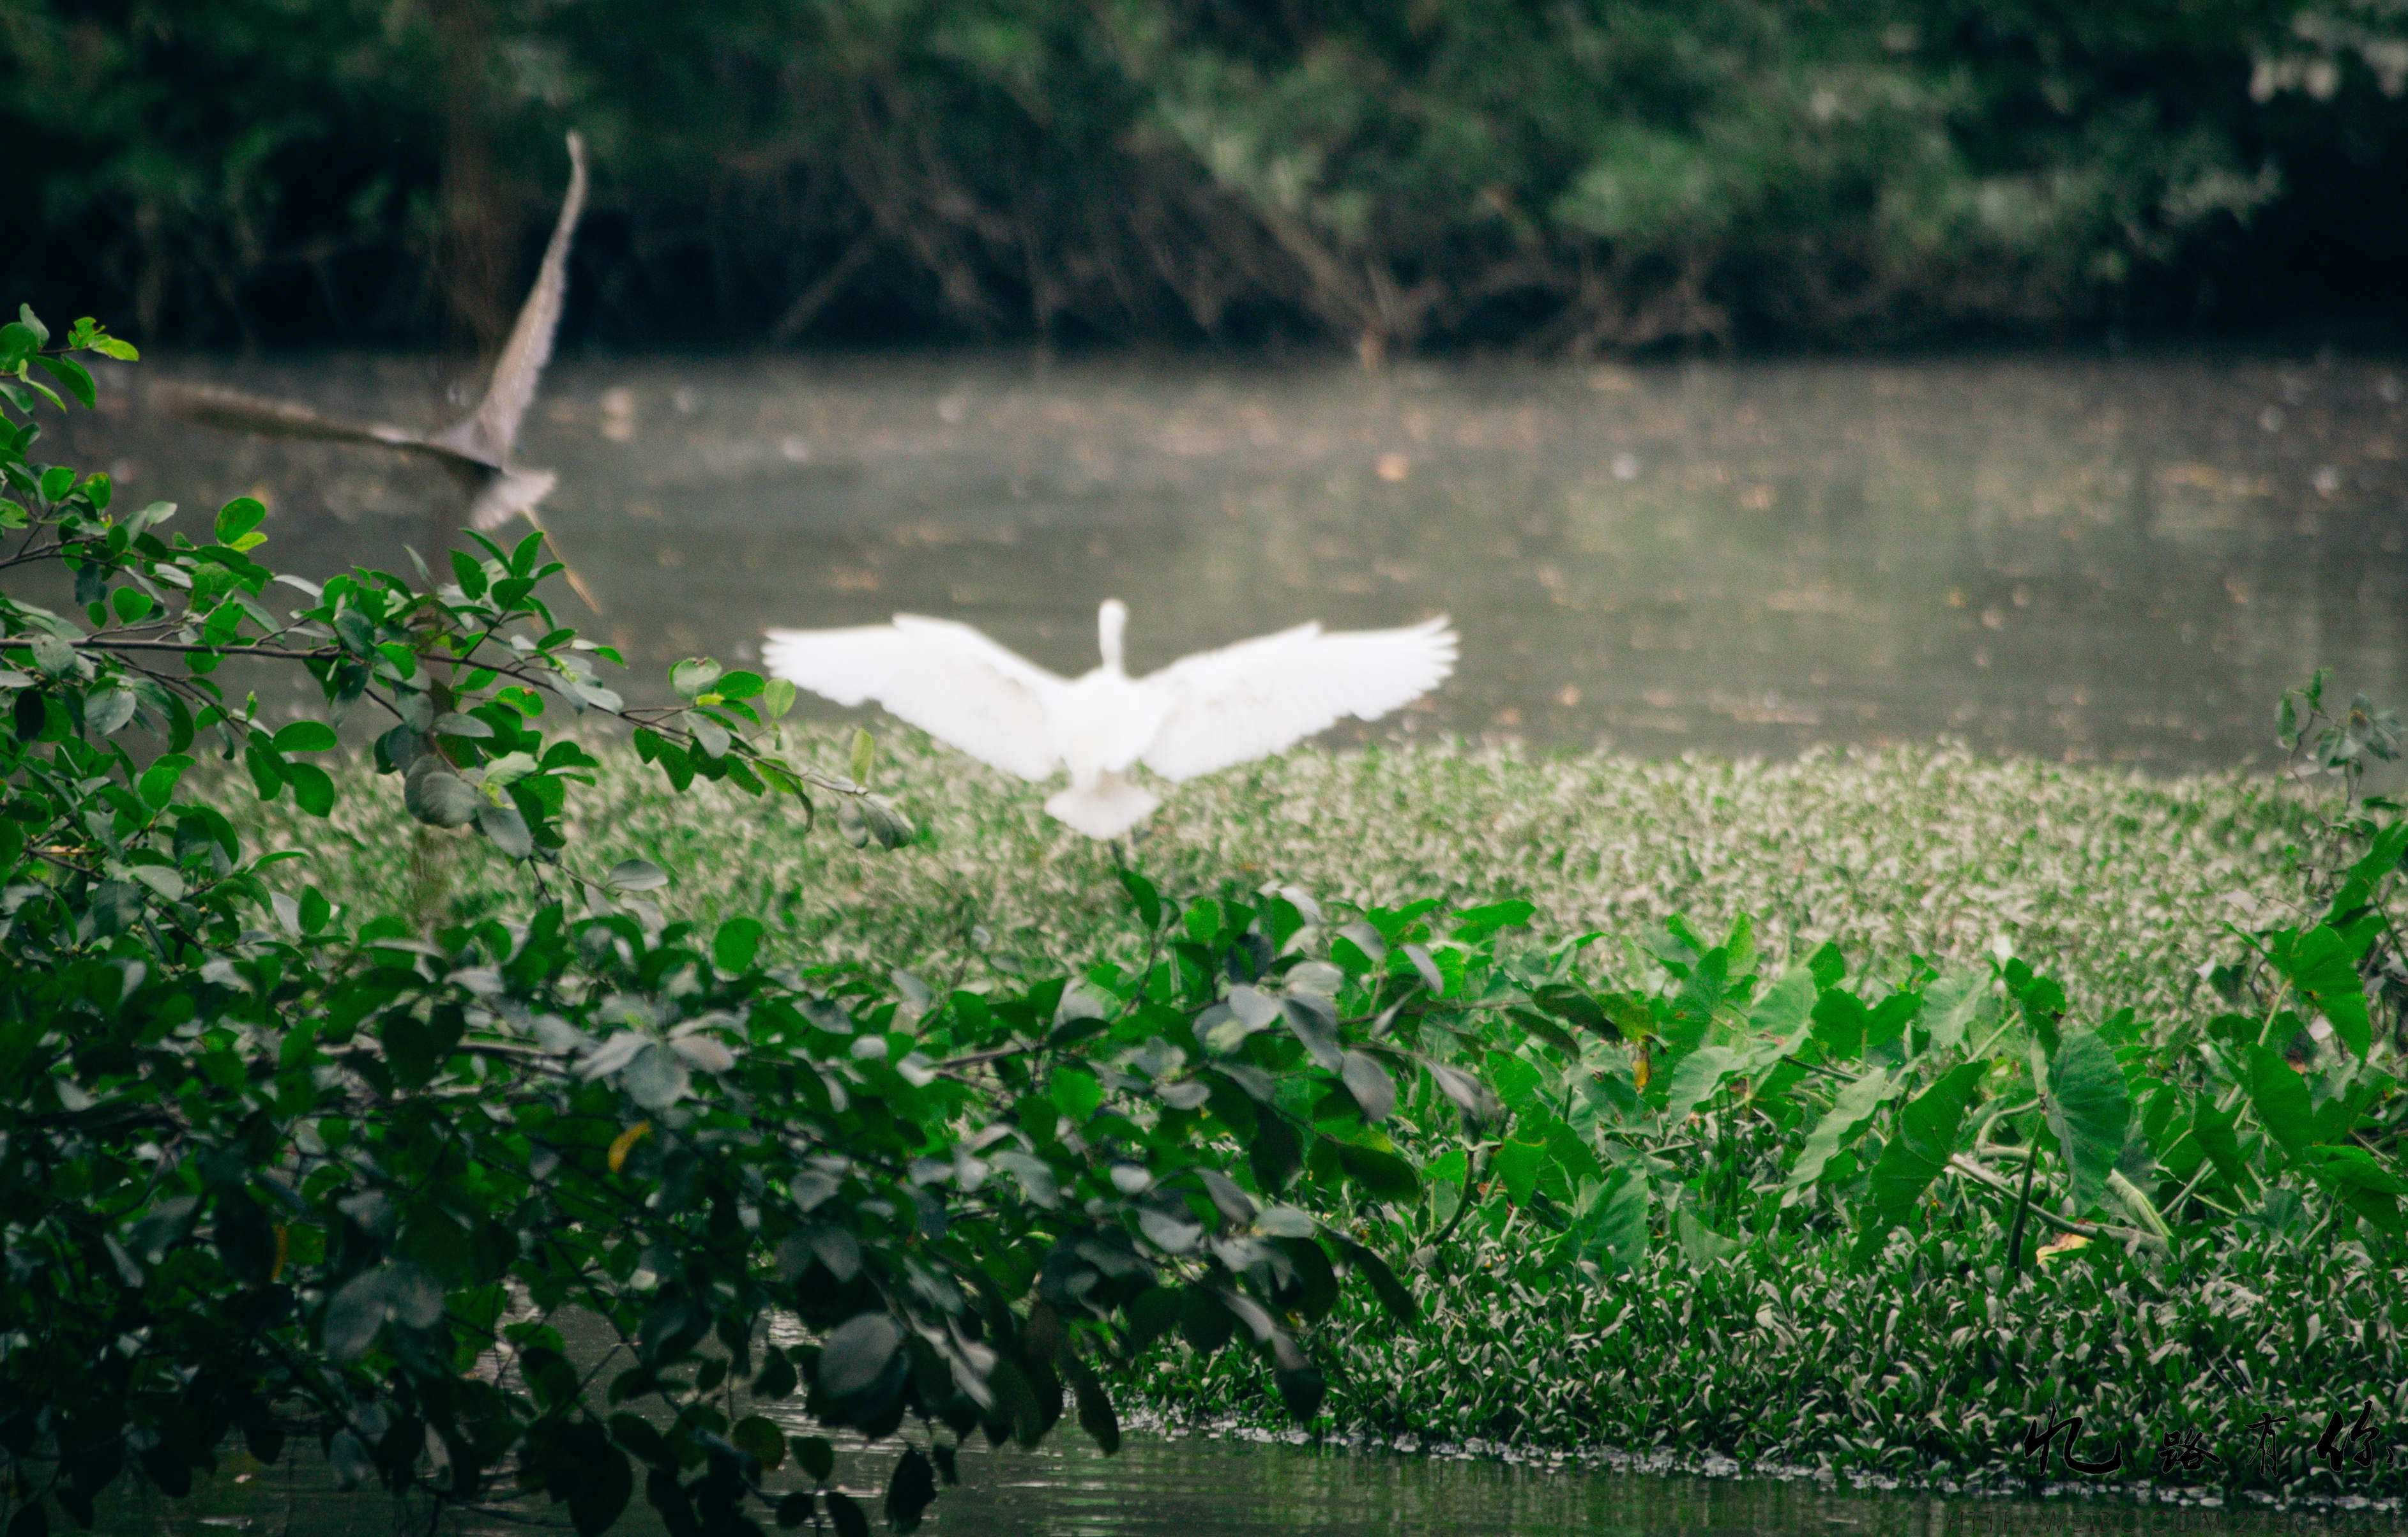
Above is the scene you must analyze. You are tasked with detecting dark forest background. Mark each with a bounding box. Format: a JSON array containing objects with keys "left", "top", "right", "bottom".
[{"left": 11, "top": 0, "right": 2408, "bottom": 356}]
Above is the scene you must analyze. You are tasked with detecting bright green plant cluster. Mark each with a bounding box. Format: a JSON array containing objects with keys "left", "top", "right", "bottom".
[{"left": 1144, "top": 1220, "right": 2408, "bottom": 1494}]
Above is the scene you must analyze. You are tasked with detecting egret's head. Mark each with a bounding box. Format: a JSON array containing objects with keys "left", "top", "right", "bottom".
[{"left": 1097, "top": 598, "right": 1129, "bottom": 670}]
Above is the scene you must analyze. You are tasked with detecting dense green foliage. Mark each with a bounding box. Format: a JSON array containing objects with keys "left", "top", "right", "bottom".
[
  {"left": 1150, "top": 1227, "right": 2408, "bottom": 1495},
  {"left": 11, "top": 1, "right": 2408, "bottom": 352},
  {"left": 0, "top": 317, "right": 1497, "bottom": 1534}
]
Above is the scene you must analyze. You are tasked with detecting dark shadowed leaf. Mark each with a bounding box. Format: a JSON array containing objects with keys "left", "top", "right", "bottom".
[
  {"left": 818, "top": 1313, "right": 903, "bottom": 1399},
  {"left": 1339, "top": 1050, "right": 1396, "bottom": 1121}
]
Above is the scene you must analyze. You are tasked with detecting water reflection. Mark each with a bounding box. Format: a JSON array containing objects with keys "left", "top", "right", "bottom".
[
  {"left": 97, "top": 1424, "right": 2400, "bottom": 1537},
  {"left": 45, "top": 349, "right": 2408, "bottom": 768}
]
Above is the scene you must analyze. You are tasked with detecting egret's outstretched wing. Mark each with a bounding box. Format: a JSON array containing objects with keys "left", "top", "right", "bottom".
[
  {"left": 1137, "top": 616, "right": 1457, "bottom": 782},
  {"left": 160, "top": 383, "right": 457, "bottom": 462},
  {"left": 762, "top": 616, "right": 1068, "bottom": 782},
  {"left": 448, "top": 130, "right": 587, "bottom": 466},
  {"left": 466, "top": 466, "right": 559, "bottom": 533}
]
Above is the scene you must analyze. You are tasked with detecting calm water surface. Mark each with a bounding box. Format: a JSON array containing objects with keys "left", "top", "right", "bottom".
[
  {"left": 99, "top": 1425, "right": 2407, "bottom": 1537},
  {"left": 49, "top": 349, "right": 2408, "bottom": 769}
]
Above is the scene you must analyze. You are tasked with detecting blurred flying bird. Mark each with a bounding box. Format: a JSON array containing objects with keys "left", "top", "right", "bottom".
[
  {"left": 163, "top": 132, "right": 601, "bottom": 612},
  {"left": 763, "top": 600, "right": 1458, "bottom": 838}
]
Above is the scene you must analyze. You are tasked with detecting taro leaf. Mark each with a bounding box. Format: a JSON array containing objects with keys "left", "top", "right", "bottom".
[
  {"left": 2042, "top": 1029, "right": 2130, "bottom": 1215},
  {"left": 1339, "top": 1050, "right": 1397, "bottom": 1121},
  {"left": 2302, "top": 1144, "right": 2408, "bottom": 1196},
  {"left": 1746, "top": 966, "right": 1815, "bottom": 1047},
  {"left": 1865, "top": 1062, "right": 1987, "bottom": 1226},
  {"left": 621, "top": 1043, "right": 690, "bottom": 1110},
  {"left": 1674, "top": 1208, "right": 1743, "bottom": 1267},
  {"left": 2245, "top": 1045, "right": 2315, "bottom": 1162},
  {"left": 884, "top": 1446, "right": 937, "bottom": 1533},
  {"left": 2192, "top": 1098, "right": 2251, "bottom": 1195},
  {"left": 1920, "top": 971, "right": 1988, "bottom": 1054},
  {"left": 817, "top": 1313, "right": 903, "bottom": 1400},
  {"left": 2271, "top": 923, "right": 2372, "bottom": 1056},
  {"left": 1785, "top": 1069, "right": 1895, "bottom": 1192},
  {"left": 1492, "top": 1138, "right": 1546, "bottom": 1206},
  {"left": 1452, "top": 899, "right": 1534, "bottom": 936},
  {"left": 403, "top": 762, "right": 480, "bottom": 828},
  {"left": 322, "top": 1266, "right": 393, "bottom": 1361},
  {"left": 823, "top": 1491, "right": 870, "bottom": 1537},
  {"left": 1593, "top": 1170, "right": 1649, "bottom": 1271},
  {"left": 1809, "top": 988, "right": 1870, "bottom": 1061},
  {"left": 1661, "top": 1045, "right": 1741, "bottom": 1124}
]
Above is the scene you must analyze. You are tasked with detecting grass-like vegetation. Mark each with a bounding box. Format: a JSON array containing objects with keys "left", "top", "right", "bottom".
[
  {"left": 271, "top": 733, "right": 2310, "bottom": 1036},
  {"left": 257, "top": 736, "right": 2405, "bottom": 1501},
  {"left": 1136, "top": 1225, "right": 2408, "bottom": 1501}
]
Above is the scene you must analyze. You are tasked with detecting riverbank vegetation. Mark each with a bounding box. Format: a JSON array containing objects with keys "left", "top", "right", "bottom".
[
  {"left": 275, "top": 732, "right": 2408, "bottom": 1500},
  {"left": 12, "top": 2, "right": 2408, "bottom": 354},
  {"left": 8, "top": 315, "right": 2406, "bottom": 1537}
]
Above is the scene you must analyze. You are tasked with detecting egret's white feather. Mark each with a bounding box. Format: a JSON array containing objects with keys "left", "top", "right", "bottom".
[
  {"left": 1137, "top": 615, "right": 1457, "bottom": 782},
  {"left": 761, "top": 616, "right": 1067, "bottom": 782},
  {"left": 761, "top": 601, "right": 1457, "bottom": 837},
  {"left": 1045, "top": 773, "right": 1161, "bottom": 839}
]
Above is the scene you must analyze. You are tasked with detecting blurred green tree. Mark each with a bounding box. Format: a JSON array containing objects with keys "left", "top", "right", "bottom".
[{"left": 8, "top": 0, "right": 2405, "bottom": 351}]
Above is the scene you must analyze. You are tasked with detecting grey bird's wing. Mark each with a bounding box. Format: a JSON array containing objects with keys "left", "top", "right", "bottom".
[
  {"left": 158, "top": 382, "right": 473, "bottom": 466},
  {"left": 439, "top": 130, "right": 587, "bottom": 468}
]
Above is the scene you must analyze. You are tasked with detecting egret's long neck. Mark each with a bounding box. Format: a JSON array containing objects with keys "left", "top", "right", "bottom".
[{"left": 1097, "top": 602, "right": 1128, "bottom": 675}]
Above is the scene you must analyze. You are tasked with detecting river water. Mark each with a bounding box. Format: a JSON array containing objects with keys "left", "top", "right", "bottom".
[
  {"left": 97, "top": 1422, "right": 2404, "bottom": 1537},
  {"left": 50, "top": 347, "right": 2408, "bottom": 769}
]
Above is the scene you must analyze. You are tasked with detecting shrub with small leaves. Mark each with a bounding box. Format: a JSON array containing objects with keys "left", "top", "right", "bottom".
[{"left": 0, "top": 315, "right": 1503, "bottom": 1535}]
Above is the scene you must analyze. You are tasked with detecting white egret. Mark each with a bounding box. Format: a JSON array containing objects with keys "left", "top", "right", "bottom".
[
  {"left": 762, "top": 601, "right": 1458, "bottom": 838},
  {"left": 163, "top": 132, "right": 600, "bottom": 611}
]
